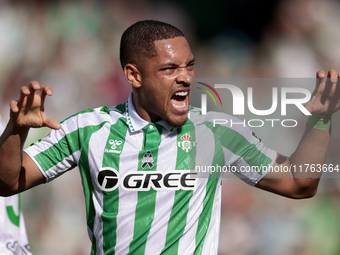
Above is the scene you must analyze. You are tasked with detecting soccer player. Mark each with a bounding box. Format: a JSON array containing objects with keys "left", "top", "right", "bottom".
[
  {"left": 0, "top": 116, "right": 31, "bottom": 255},
  {"left": 0, "top": 20, "right": 339, "bottom": 254}
]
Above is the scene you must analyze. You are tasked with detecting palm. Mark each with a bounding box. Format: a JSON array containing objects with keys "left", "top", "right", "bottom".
[
  {"left": 304, "top": 70, "right": 340, "bottom": 115},
  {"left": 15, "top": 100, "right": 47, "bottom": 128}
]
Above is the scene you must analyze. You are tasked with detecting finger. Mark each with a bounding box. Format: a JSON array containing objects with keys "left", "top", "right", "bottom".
[
  {"left": 316, "top": 70, "right": 325, "bottom": 79},
  {"left": 38, "top": 85, "right": 53, "bottom": 106},
  {"left": 25, "top": 81, "right": 41, "bottom": 108},
  {"left": 18, "top": 86, "right": 30, "bottom": 101},
  {"left": 321, "top": 69, "right": 338, "bottom": 105},
  {"left": 45, "top": 118, "right": 61, "bottom": 130},
  {"left": 17, "top": 86, "right": 31, "bottom": 109},
  {"left": 10, "top": 100, "right": 19, "bottom": 113},
  {"left": 328, "top": 68, "right": 338, "bottom": 83},
  {"left": 328, "top": 80, "right": 340, "bottom": 112},
  {"left": 314, "top": 71, "right": 326, "bottom": 96},
  {"left": 28, "top": 81, "right": 41, "bottom": 93},
  {"left": 305, "top": 71, "right": 327, "bottom": 114},
  {"left": 332, "top": 73, "right": 340, "bottom": 105},
  {"left": 38, "top": 85, "right": 53, "bottom": 97},
  {"left": 325, "top": 68, "right": 338, "bottom": 96}
]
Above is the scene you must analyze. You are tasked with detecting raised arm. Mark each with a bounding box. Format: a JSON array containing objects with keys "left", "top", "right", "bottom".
[
  {"left": 0, "top": 81, "right": 60, "bottom": 196},
  {"left": 256, "top": 69, "right": 340, "bottom": 199}
]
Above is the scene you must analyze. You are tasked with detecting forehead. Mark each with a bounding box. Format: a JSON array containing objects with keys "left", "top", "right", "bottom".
[{"left": 151, "top": 37, "right": 194, "bottom": 64}]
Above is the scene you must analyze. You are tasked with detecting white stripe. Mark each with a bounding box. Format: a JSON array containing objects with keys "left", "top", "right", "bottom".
[
  {"left": 44, "top": 149, "right": 81, "bottom": 181},
  {"left": 92, "top": 193, "right": 104, "bottom": 255},
  {"left": 60, "top": 110, "right": 116, "bottom": 139},
  {"left": 178, "top": 124, "right": 215, "bottom": 254},
  {"left": 88, "top": 123, "right": 111, "bottom": 255},
  {"left": 144, "top": 130, "right": 177, "bottom": 254},
  {"left": 193, "top": 120, "right": 222, "bottom": 254},
  {"left": 114, "top": 129, "right": 144, "bottom": 254},
  {"left": 201, "top": 177, "right": 222, "bottom": 255}
]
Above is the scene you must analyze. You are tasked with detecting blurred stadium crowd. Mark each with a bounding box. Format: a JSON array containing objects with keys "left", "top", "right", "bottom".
[{"left": 1, "top": 0, "right": 340, "bottom": 254}]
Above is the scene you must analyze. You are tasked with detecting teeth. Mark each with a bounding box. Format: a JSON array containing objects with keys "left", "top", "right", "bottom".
[
  {"left": 173, "top": 101, "right": 186, "bottom": 108},
  {"left": 175, "top": 91, "right": 188, "bottom": 96}
]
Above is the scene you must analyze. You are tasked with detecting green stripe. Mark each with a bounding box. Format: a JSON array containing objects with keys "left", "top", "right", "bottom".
[
  {"left": 127, "top": 123, "right": 163, "bottom": 254},
  {"left": 114, "top": 103, "right": 127, "bottom": 114},
  {"left": 194, "top": 177, "right": 219, "bottom": 255},
  {"left": 204, "top": 122, "right": 273, "bottom": 173},
  {"left": 34, "top": 130, "right": 80, "bottom": 172},
  {"left": 60, "top": 108, "right": 95, "bottom": 124},
  {"left": 162, "top": 119, "right": 196, "bottom": 254},
  {"left": 194, "top": 127, "right": 223, "bottom": 254},
  {"left": 78, "top": 123, "right": 109, "bottom": 255},
  {"left": 73, "top": 122, "right": 105, "bottom": 255},
  {"left": 102, "top": 118, "right": 129, "bottom": 254}
]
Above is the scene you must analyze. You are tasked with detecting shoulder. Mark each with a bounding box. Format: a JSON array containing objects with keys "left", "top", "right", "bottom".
[
  {"left": 60, "top": 103, "right": 128, "bottom": 128},
  {"left": 188, "top": 106, "right": 246, "bottom": 129},
  {"left": 188, "top": 106, "right": 257, "bottom": 142}
]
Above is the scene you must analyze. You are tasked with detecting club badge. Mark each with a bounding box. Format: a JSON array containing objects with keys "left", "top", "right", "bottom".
[{"left": 176, "top": 133, "right": 197, "bottom": 153}]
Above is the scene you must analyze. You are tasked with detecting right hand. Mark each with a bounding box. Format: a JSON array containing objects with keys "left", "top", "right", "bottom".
[{"left": 10, "top": 81, "right": 60, "bottom": 130}]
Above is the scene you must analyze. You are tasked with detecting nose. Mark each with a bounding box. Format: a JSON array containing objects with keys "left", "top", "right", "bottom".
[{"left": 177, "top": 68, "right": 194, "bottom": 86}]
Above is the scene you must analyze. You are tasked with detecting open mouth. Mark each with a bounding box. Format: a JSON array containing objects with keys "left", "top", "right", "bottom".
[{"left": 171, "top": 91, "right": 189, "bottom": 109}]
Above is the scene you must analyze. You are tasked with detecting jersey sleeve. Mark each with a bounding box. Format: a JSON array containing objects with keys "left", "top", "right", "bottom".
[
  {"left": 228, "top": 125, "right": 277, "bottom": 186},
  {"left": 219, "top": 121, "right": 277, "bottom": 186},
  {"left": 24, "top": 115, "right": 82, "bottom": 182},
  {"left": 204, "top": 113, "right": 277, "bottom": 186}
]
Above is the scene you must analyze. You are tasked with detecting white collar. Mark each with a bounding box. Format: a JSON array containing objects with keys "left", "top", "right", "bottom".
[{"left": 126, "top": 92, "right": 175, "bottom": 132}]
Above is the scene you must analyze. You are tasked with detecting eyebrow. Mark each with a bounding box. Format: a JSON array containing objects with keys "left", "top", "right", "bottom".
[
  {"left": 188, "top": 58, "right": 195, "bottom": 65},
  {"left": 160, "top": 57, "right": 195, "bottom": 68},
  {"left": 160, "top": 63, "right": 178, "bottom": 68}
]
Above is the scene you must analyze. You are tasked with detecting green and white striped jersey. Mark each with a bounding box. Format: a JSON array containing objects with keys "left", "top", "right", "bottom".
[{"left": 25, "top": 93, "right": 277, "bottom": 255}]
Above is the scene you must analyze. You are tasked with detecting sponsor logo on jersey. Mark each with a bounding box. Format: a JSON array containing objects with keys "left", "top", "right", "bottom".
[
  {"left": 175, "top": 133, "right": 197, "bottom": 153},
  {"left": 104, "top": 139, "right": 123, "bottom": 154},
  {"left": 96, "top": 168, "right": 198, "bottom": 192},
  {"left": 97, "top": 167, "right": 120, "bottom": 192}
]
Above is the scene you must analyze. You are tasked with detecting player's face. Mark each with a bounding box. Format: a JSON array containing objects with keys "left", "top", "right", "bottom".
[{"left": 137, "top": 36, "right": 195, "bottom": 127}]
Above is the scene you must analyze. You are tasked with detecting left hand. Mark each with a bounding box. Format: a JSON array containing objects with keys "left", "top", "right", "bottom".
[{"left": 304, "top": 68, "right": 340, "bottom": 115}]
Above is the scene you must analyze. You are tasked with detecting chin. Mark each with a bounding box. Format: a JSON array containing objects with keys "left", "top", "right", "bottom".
[{"left": 166, "top": 115, "right": 188, "bottom": 128}]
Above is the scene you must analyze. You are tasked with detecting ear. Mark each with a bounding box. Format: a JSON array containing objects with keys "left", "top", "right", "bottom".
[{"left": 124, "top": 64, "right": 142, "bottom": 89}]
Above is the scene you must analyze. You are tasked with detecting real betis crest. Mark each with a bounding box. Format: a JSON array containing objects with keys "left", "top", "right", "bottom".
[{"left": 176, "top": 133, "right": 197, "bottom": 153}]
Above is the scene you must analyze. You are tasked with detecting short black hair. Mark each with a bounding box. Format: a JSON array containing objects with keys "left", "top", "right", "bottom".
[{"left": 119, "top": 20, "right": 185, "bottom": 69}]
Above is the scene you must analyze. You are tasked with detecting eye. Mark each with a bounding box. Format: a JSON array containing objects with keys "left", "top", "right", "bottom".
[
  {"left": 187, "top": 62, "right": 195, "bottom": 71},
  {"left": 161, "top": 66, "right": 177, "bottom": 71},
  {"left": 161, "top": 67, "right": 176, "bottom": 71},
  {"left": 160, "top": 66, "right": 177, "bottom": 74}
]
